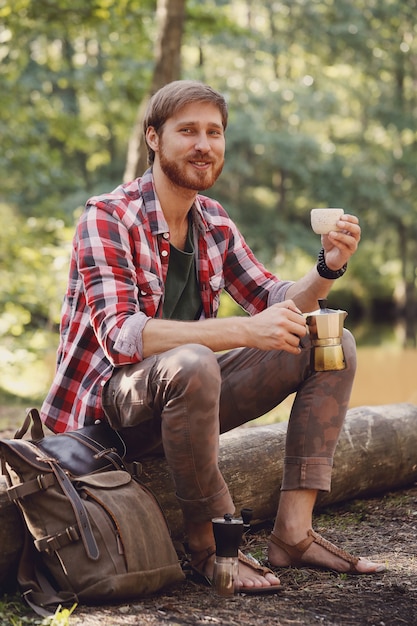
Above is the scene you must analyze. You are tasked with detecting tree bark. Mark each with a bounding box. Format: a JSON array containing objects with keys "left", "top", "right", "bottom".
[
  {"left": 138, "top": 403, "right": 417, "bottom": 539},
  {"left": 123, "top": 0, "right": 186, "bottom": 181},
  {"left": 1, "top": 403, "right": 417, "bottom": 591}
]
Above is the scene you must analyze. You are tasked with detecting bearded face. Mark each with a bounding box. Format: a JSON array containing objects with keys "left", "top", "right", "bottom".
[
  {"left": 158, "top": 140, "right": 225, "bottom": 191},
  {"left": 152, "top": 101, "right": 226, "bottom": 192}
]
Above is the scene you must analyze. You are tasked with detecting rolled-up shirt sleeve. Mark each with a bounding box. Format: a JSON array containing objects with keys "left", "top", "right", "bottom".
[
  {"left": 113, "top": 311, "right": 148, "bottom": 359},
  {"left": 267, "top": 280, "right": 294, "bottom": 306}
]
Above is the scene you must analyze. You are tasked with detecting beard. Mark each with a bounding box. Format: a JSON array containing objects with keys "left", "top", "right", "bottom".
[{"left": 158, "top": 144, "right": 224, "bottom": 191}]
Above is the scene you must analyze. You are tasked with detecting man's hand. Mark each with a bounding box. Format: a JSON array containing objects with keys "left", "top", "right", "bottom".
[
  {"left": 249, "top": 300, "right": 307, "bottom": 354},
  {"left": 321, "top": 213, "right": 361, "bottom": 271}
]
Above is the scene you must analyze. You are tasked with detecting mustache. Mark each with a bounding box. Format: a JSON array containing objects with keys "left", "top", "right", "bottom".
[{"left": 188, "top": 153, "right": 215, "bottom": 162}]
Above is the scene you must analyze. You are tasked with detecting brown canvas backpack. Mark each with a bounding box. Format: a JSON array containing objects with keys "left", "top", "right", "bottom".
[{"left": 0, "top": 409, "right": 184, "bottom": 616}]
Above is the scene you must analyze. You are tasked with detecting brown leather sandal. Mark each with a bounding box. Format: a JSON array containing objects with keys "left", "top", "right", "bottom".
[
  {"left": 190, "top": 546, "right": 281, "bottom": 594},
  {"left": 269, "top": 530, "right": 385, "bottom": 574},
  {"left": 236, "top": 551, "right": 281, "bottom": 595},
  {"left": 189, "top": 545, "right": 216, "bottom": 585}
]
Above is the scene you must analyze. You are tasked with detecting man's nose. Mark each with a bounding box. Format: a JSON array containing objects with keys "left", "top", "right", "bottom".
[{"left": 194, "top": 132, "right": 211, "bottom": 152}]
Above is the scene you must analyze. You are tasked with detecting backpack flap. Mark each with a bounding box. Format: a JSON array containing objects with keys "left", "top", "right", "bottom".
[
  {"left": 1, "top": 439, "right": 99, "bottom": 560},
  {"left": 15, "top": 408, "right": 126, "bottom": 477},
  {"left": 37, "top": 423, "right": 126, "bottom": 477},
  {"left": 0, "top": 417, "right": 184, "bottom": 613}
]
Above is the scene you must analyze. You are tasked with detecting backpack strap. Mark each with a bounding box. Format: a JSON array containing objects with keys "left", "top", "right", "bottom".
[
  {"left": 7, "top": 473, "right": 55, "bottom": 500},
  {"left": 34, "top": 525, "right": 81, "bottom": 553},
  {"left": 3, "top": 439, "right": 99, "bottom": 561},
  {"left": 18, "top": 527, "right": 78, "bottom": 617},
  {"left": 46, "top": 459, "right": 100, "bottom": 561},
  {"left": 14, "top": 407, "right": 45, "bottom": 442}
]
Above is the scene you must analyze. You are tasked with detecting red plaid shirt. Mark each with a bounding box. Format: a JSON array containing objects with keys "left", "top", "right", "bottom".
[{"left": 41, "top": 169, "right": 291, "bottom": 432}]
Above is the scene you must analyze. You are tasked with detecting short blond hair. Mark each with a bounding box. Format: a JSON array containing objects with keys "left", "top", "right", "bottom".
[{"left": 143, "top": 80, "right": 228, "bottom": 164}]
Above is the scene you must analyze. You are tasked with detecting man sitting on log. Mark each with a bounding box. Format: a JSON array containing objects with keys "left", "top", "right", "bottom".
[{"left": 41, "top": 80, "right": 385, "bottom": 593}]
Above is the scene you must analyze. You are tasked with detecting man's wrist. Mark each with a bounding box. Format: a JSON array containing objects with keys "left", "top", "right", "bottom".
[{"left": 316, "top": 248, "right": 347, "bottom": 279}]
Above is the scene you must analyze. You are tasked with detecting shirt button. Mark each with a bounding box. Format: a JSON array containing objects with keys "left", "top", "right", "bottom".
[
  {"left": 161, "top": 249, "right": 169, "bottom": 257},
  {"left": 140, "top": 290, "right": 147, "bottom": 296},
  {"left": 163, "top": 232, "right": 169, "bottom": 239}
]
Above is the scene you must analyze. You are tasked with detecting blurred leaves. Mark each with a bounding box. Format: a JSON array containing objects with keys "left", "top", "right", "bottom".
[{"left": 0, "top": 0, "right": 417, "bottom": 399}]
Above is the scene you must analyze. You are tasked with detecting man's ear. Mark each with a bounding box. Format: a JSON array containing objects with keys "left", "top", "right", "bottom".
[{"left": 146, "top": 126, "right": 159, "bottom": 152}]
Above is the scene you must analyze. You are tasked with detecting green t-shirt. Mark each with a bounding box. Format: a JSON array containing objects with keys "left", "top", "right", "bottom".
[{"left": 162, "top": 222, "right": 202, "bottom": 321}]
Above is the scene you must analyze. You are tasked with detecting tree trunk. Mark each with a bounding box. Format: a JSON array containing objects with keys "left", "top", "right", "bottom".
[
  {"left": 1, "top": 403, "right": 417, "bottom": 591},
  {"left": 123, "top": 0, "right": 186, "bottom": 182},
  {"left": 138, "top": 403, "right": 417, "bottom": 539}
]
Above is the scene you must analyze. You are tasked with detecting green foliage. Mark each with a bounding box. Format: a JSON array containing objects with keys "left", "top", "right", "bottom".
[
  {"left": 45, "top": 604, "right": 77, "bottom": 626},
  {"left": 0, "top": 203, "right": 71, "bottom": 331},
  {"left": 0, "top": 595, "right": 76, "bottom": 626},
  {"left": 1, "top": 0, "right": 416, "bottom": 396},
  {"left": 0, "top": 202, "right": 70, "bottom": 399},
  {"left": 190, "top": 0, "right": 417, "bottom": 337},
  {"left": 0, "top": 0, "right": 155, "bottom": 218}
]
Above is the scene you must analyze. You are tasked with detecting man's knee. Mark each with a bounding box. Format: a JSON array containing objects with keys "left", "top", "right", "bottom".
[{"left": 159, "top": 344, "right": 221, "bottom": 390}]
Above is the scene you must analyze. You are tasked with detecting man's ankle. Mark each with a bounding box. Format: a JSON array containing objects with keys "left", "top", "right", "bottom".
[{"left": 186, "top": 520, "right": 214, "bottom": 553}]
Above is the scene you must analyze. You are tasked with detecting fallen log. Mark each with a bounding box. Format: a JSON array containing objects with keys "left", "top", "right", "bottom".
[
  {"left": 1, "top": 402, "right": 417, "bottom": 592},
  {"left": 139, "top": 402, "right": 417, "bottom": 539}
]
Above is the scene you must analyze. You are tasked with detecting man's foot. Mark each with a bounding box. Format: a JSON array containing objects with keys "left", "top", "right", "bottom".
[
  {"left": 268, "top": 530, "right": 386, "bottom": 574},
  {"left": 190, "top": 546, "right": 281, "bottom": 592},
  {"left": 237, "top": 551, "right": 281, "bottom": 592}
]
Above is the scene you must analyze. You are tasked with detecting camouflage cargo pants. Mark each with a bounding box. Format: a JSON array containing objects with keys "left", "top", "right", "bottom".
[{"left": 102, "top": 330, "right": 356, "bottom": 523}]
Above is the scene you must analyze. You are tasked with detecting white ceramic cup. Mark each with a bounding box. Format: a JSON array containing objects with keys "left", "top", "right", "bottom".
[{"left": 310, "top": 208, "right": 344, "bottom": 235}]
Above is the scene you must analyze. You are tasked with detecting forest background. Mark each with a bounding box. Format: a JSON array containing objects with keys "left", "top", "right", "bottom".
[{"left": 1, "top": 0, "right": 417, "bottom": 413}]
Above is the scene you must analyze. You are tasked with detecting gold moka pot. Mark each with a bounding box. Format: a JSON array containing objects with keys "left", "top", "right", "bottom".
[{"left": 305, "top": 298, "right": 347, "bottom": 371}]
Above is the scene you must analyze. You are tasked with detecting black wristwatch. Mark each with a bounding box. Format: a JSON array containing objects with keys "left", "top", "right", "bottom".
[{"left": 316, "top": 247, "right": 347, "bottom": 279}]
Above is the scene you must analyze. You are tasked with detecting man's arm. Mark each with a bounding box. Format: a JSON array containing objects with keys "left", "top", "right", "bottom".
[
  {"left": 285, "top": 213, "right": 361, "bottom": 312},
  {"left": 284, "top": 265, "right": 335, "bottom": 313},
  {"left": 142, "top": 214, "right": 361, "bottom": 359},
  {"left": 142, "top": 300, "right": 306, "bottom": 358}
]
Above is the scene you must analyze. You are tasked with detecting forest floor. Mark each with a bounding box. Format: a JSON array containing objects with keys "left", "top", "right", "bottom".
[
  {"left": 1, "top": 405, "right": 416, "bottom": 626},
  {"left": 66, "top": 484, "right": 417, "bottom": 626}
]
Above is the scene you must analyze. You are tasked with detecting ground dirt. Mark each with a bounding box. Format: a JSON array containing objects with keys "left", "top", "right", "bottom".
[
  {"left": 67, "top": 484, "right": 417, "bottom": 626},
  {"left": 1, "top": 408, "right": 416, "bottom": 626}
]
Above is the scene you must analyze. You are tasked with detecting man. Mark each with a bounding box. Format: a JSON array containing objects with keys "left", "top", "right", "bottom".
[{"left": 41, "top": 80, "right": 385, "bottom": 593}]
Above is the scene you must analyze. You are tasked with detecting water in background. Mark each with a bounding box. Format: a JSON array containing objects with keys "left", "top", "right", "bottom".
[
  {"left": 350, "top": 346, "right": 417, "bottom": 407},
  {"left": 255, "top": 345, "right": 417, "bottom": 425}
]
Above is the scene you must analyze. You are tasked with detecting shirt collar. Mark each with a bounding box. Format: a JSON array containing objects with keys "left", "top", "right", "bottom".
[{"left": 138, "top": 168, "right": 211, "bottom": 236}]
